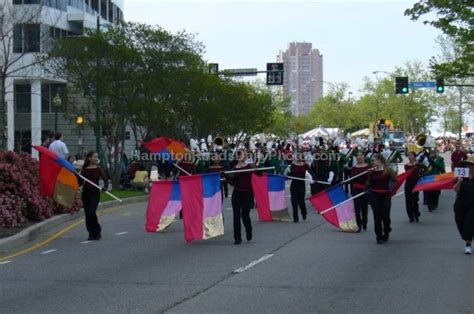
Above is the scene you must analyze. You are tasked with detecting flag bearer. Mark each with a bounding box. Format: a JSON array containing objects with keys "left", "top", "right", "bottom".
[
  {"left": 79, "top": 151, "right": 109, "bottom": 241},
  {"left": 351, "top": 151, "right": 370, "bottom": 232},
  {"left": 367, "top": 153, "right": 397, "bottom": 244},
  {"left": 285, "top": 151, "right": 310, "bottom": 223}
]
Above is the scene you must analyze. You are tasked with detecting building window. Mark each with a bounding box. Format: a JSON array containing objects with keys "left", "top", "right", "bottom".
[
  {"left": 13, "top": 0, "right": 41, "bottom": 4},
  {"left": 13, "top": 24, "right": 40, "bottom": 53},
  {"left": 15, "top": 84, "right": 32, "bottom": 114},
  {"left": 125, "top": 132, "right": 131, "bottom": 140},
  {"left": 41, "top": 83, "right": 67, "bottom": 113}
]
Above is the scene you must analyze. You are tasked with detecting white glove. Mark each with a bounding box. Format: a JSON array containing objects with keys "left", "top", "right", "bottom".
[
  {"left": 422, "top": 158, "right": 430, "bottom": 167},
  {"left": 305, "top": 171, "right": 315, "bottom": 184},
  {"left": 328, "top": 171, "right": 334, "bottom": 184},
  {"left": 283, "top": 166, "right": 291, "bottom": 176}
]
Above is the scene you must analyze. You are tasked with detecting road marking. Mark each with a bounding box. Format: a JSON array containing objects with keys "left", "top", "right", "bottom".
[
  {"left": 286, "top": 195, "right": 291, "bottom": 198},
  {"left": 226, "top": 207, "right": 233, "bottom": 211},
  {"left": 40, "top": 249, "right": 57, "bottom": 255},
  {"left": 81, "top": 241, "right": 91, "bottom": 244},
  {"left": 0, "top": 203, "right": 130, "bottom": 262},
  {"left": 115, "top": 231, "right": 128, "bottom": 236},
  {"left": 233, "top": 254, "right": 274, "bottom": 273},
  {"left": 0, "top": 261, "right": 12, "bottom": 265}
]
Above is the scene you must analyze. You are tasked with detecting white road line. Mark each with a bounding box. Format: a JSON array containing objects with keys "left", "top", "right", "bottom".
[
  {"left": 40, "top": 249, "right": 57, "bottom": 255},
  {"left": 226, "top": 207, "right": 233, "bottom": 211},
  {"left": 233, "top": 254, "right": 274, "bottom": 274},
  {"left": 286, "top": 195, "right": 291, "bottom": 198},
  {"left": 81, "top": 241, "right": 91, "bottom": 244},
  {"left": 0, "top": 261, "right": 12, "bottom": 265},
  {"left": 115, "top": 231, "right": 128, "bottom": 236}
]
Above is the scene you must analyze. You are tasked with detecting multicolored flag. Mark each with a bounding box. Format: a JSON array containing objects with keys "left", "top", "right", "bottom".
[
  {"left": 32, "top": 145, "right": 79, "bottom": 208},
  {"left": 145, "top": 180, "right": 181, "bottom": 232},
  {"left": 179, "top": 173, "right": 224, "bottom": 243},
  {"left": 389, "top": 167, "right": 416, "bottom": 196},
  {"left": 309, "top": 184, "right": 358, "bottom": 232},
  {"left": 143, "top": 137, "right": 187, "bottom": 159},
  {"left": 251, "top": 173, "right": 291, "bottom": 222},
  {"left": 412, "top": 172, "right": 456, "bottom": 192}
]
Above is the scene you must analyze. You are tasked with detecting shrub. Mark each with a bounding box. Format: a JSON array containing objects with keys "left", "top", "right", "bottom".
[{"left": 0, "top": 151, "right": 81, "bottom": 228}]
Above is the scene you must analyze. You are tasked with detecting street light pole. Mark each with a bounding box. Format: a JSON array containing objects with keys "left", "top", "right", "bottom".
[
  {"left": 53, "top": 93, "right": 62, "bottom": 132},
  {"left": 458, "top": 86, "right": 463, "bottom": 141},
  {"left": 95, "top": 15, "right": 101, "bottom": 160}
]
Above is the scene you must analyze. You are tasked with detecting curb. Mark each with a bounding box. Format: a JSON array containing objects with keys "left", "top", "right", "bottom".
[{"left": 0, "top": 195, "right": 149, "bottom": 254}]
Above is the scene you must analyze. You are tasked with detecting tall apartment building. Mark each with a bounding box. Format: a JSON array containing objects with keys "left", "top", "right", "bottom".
[
  {"left": 277, "top": 42, "right": 323, "bottom": 116},
  {"left": 1, "top": 0, "right": 128, "bottom": 159}
]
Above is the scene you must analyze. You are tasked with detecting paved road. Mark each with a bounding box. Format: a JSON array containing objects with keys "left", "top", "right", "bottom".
[{"left": 1, "top": 182, "right": 472, "bottom": 313}]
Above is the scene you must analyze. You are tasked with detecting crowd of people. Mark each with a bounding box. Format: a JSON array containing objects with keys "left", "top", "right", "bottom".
[{"left": 40, "top": 131, "right": 474, "bottom": 254}]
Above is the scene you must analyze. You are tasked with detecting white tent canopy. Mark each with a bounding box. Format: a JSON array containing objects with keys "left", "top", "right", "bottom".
[
  {"left": 431, "top": 130, "right": 458, "bottom": 138},
  {"left": 351, "top": 128, "right": 370, "bottom": 137},
  {"left": 300, "top": 126, "right": 340, "bottom": 138}
]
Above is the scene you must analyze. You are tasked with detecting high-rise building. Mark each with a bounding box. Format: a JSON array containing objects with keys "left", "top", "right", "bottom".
[
  {"left": 1, "top": 0, "right": 126, "bottom": 158},
  {"left": 277, "top": 42, "right": 323, "bottom": 116}
]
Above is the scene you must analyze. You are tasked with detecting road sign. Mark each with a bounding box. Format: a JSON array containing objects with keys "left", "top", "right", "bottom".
[
  {"left": 409, "top": 81, "right": 436, "bottom": 89},
  {"left": 221, "top": 68, "right": 258, "bottom": 76},
  {"left": 208, "top": 63, "right": 219, "bottom": 74},
  {"left": 266, "top": 63, "right": 284, "bottom": 85}
]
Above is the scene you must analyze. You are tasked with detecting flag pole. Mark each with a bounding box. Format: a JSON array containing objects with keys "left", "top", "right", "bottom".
[
  {"left": 78, "top": 174, "right": 122, "bottom": 202},
  {"left": 319, "top": 191, "right": 366, "bottom": 215},
  {"left": 340, "top": 169, "right": 373, "bottom": 185},
  {"left": 286, "top": 175, "right": 330, "bottom": 185},
  {"left": 224, "top": 167, "right": 275, "bottom": 174},
  {"left": 173, "top": 162, "right": 192, "bottom": 176}
]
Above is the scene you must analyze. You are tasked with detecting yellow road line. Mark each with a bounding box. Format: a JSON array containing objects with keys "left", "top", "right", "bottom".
[{"left": 0, "top": 204, "right": 132, "bottom": 262}]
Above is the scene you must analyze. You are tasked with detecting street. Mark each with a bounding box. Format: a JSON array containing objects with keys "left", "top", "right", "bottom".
[{"left": 1, "top": 183, "right": 473, "bottom": 313}]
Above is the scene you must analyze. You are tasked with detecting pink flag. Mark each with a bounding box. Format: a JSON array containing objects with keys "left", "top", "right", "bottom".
[
  {"left": 251, "top": 173, "right": 291, "bottom": 222},
  {"left": 145, "top": 181, "right": 181, "bottom": 232}
]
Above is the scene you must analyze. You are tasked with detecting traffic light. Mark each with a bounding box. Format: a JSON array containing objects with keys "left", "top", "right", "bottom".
[
  {"left": 395, "top": 76, "right": 409, "bottom": 94},
  {"left": 436, "top": 78, "right": 444, "bottom": 93},
  {"left": 75, "top": 116, "right": 84, "bottom": 126}
]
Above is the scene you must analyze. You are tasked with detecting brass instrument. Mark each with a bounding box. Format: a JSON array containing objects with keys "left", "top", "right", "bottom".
[
  {"left": 214, "top": 136, "right": 227, "bottom": 147},
  {"left": 407, "top": 133, "right": 427, "bottom": 154}
]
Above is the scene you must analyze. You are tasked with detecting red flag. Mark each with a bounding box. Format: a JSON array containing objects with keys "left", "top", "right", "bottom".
[{"left": 389, "top": 167, "right": 416, "bottom": 197}]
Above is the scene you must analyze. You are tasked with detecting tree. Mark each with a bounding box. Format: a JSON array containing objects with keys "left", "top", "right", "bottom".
[
  {"left": 405, "top": 1, "right": 473, "bottom": 79},
  {"left": 0, "top": 2, "right": 60, "bottom": 150}
]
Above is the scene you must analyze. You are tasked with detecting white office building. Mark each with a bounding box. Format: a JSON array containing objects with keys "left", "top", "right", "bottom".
[{"left": 1, "top": 0, "right": 125, "bottom": 158}]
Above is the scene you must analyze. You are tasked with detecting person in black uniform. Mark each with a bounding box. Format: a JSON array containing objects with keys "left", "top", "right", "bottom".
[
  {"left": 453, "top": 157, "right": 474, "bottom": 255},
  {"left": 309, "top": 146, "right": 335, "bottom": 195},
  {"left": 287, "top": 151, "right": 309, "bottom": 223},
  {"left": 228, "top": 149, "right": 254, "bottom": 245},
  {"left": 79, "top": 151, "right": 109, "bottom": 241}
]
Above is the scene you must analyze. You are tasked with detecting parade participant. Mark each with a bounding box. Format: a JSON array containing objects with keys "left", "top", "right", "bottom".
[
  {"left": 342, "top": 145, "right": 356, "bottom": 193},
  {"left": 424, "top": 150, "right": 445, "bottom": 212},
  {"left": 451, "top": 143, "right": 467, "bottom": 171},
  {"left": 385, "top": 141, "right": 403, "bottom": 175},
  {"left": 453, "top": 156, "right": 474, "bottom": 255},
  {"left": 79, "top": 151, "right": 109, "bottom": 241},
  {"left": 351, "top": 151, "right": 370, "bottom": 232},
  {"left": 229, "top": 149, "right": 254, "bottom": 245},
  {"left": 404, "top": 151, "right": 423, "bottom": 223},
  {"left": 286, "top": 151, "right": 310, "bottom": 223},
  {"left": 309, "top": 146, "right": 335, "bottom": 195},
  {"left": 207, "top": 153, "right": 226, "bottom": 202},
  {"left": 367, "top": 153, "right": 397, "bottom": 244}
]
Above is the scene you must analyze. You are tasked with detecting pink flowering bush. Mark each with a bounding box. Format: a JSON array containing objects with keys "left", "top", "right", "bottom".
[{"left": 0, "top": 151, "right": 82, "bottom": 228}]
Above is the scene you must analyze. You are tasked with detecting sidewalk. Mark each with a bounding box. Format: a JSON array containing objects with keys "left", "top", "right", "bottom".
[{"left": 0, "top": 195, "right": 148, "bottom": 254}]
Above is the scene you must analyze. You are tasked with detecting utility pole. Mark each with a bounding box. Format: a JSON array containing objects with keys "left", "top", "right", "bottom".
[
  {"left": 95, "top": 15, "right": 101, "bottom": 161},
  {"left": 458, "top": 86, "right": 463, "bottom": 141}
]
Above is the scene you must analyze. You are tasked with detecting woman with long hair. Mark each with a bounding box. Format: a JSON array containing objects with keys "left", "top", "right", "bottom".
[
  {"left": 453, "top": 157, "right": 474, "bottom": 255},
  {"left": 367, "top": 153, "right": 397, "bottom": 244},
  {"left": 351, "top": 151, "right": 370, "bottom": 232},
  {"left": 404, "top": 151, "right": 422, "bottom": 223},
  {"left": 79, "top": 151, "right": 108, "bottom": 241}
]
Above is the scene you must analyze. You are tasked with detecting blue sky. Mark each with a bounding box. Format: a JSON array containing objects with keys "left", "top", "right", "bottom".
[{"left": 125, "top": 0, "right": 442, "bottom": 95}]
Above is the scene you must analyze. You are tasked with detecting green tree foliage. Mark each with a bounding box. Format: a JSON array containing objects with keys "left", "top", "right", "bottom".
[
  {"left": 44, "top": 22, "right": 276, "bottom": 187},
  {"left": 405, "top": 1, "right": 473, "bottom": 79}
]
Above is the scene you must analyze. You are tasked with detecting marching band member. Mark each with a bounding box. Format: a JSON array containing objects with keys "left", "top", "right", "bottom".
[
  {"left": 351, "top": 151, "right": 370, "bottom": 232},
  {"left": 228, "top": 149, "right": 254, "bottom": 245},
  {"left": 424, "top": 150, "right": 445, "bottom": 212},
  {"left": 286, "top": 151, "right": 310, "bottom": 223},
  {"left": 453, "top": 156, "right": 474, "bottom": 255},
  {"left": 309, "top": 146, "right": 336, "bottom": 195},
  {"left": 342, "top": 144, "right": 356, "bottom": 193},
  {"left": 367, "top": 153, "right": 397, "bottom": 244},
  {"left": 207, "top": 153, "right": 226, "bottom": 202},
  {"left": 384, "top": 141, "right": 403, "bottom": 175},
  {"left": 404, "top": 151, "right": 423, "bottom": 223}
]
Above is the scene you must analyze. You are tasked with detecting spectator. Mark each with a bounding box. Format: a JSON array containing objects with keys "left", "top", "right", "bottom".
[
  {"left": 451, "top": 143, "right": 468, "bottom": 171},
  {"left": 49, "top": 132, "right": 69, "bottom": 159},
  {"left": 41, "top": 131, "right": 55, "bottom": 148},
  {"left": 132, "top": 163, "right": 150, "bottom": 192}
]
